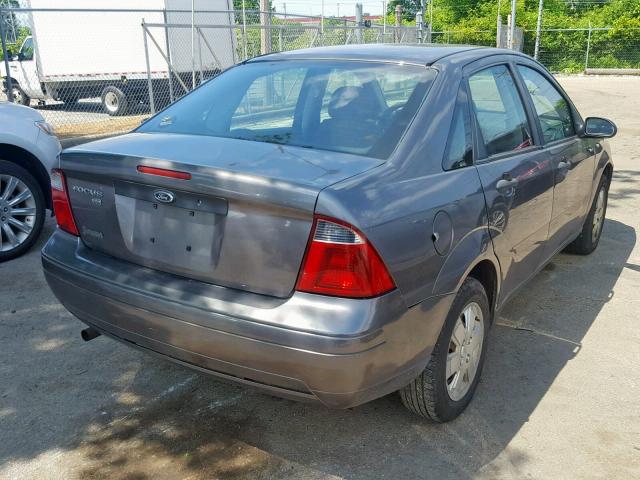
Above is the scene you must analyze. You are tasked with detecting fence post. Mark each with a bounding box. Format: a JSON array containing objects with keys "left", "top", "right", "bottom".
[
  {"left": 534, "top": 0, "right": 543, "bottom": 60},
  {"left": 241, "top": 0, "right": 248, "bottom": 60},
  {"left": 394, "top": 5, "right": 401, "bottom": 43},
  {"left": 356, "top": 3, "right": 362, "bottom": 43},
  {"left": 416, "top": 0, "right": 424, "bottom": 43},
  {"left": 355, "top": 3, "right": 363, "bottom": 44},
  {"left": 0, "top": 8, "right": 14, "bottom": 103},
  {"left": 162, "top": 9, "right": 174, "bottom": 104},
  {"left": 260, "top": 0, "right": 271, "bottom": 54},
  {"left": 584, "top": 22, "right": 592, "bottom": 71},
  {"left": 142, "top": 21, "right": 156, "bottom": 115}
]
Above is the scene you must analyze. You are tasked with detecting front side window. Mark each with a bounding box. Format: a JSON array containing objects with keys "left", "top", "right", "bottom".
[
  {"left": 139, "top": 61, "right": 437, "bottom": 159},
  {"left": 517, "top": 65, "right": 575, "bottom": 143},
  {"left": 468, "top": 65, "right": 532, "bottom": 157},
  {"left": 20, "top": 37, "right": 33, "bottom": 61}
]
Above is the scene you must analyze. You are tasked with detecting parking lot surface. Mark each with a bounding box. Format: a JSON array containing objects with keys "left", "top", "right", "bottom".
[{"left": 1, "top": 76, "right": 639, "bottom": 480}]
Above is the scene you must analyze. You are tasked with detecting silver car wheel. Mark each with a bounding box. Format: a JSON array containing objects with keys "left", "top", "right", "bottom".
[
  {"left": 104, "top": 91, "right": 119, "bottom": 113},
  {"left": 592, "top": 188, "right": 605, "bottom": 243},
  {"left": 0, "top": 174, "right": 36, "bottom": 253},
  {"left": 446, "top": 301, "right": 485, "bottom": 402}
]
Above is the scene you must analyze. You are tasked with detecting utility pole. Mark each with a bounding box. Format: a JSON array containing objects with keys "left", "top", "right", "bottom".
[
  {"left": 355, "top": 3, "right": 363, "bottom": 43},
  {"left": 321, "top": 0, "right": 324, "bottom": 34},
  {"left": 534, "top": 0, "right": 543, "bottom": 59},
  {"left": 427, "top": 0, "right": 433, "bottom": 42},
  {"left": 282, "top": 2, "right": 286, "bottom": 18},
  {"left": 508, "top": 0, "right": 516, "bottom": 49},
  {"left": 496, "top": 0, "right": 502, "bottom": 47},
  {"left": 260, "top": 0, "right": 271, "bottom": 54},
  {"left": 337, "top": 3, "right": 340, "bottom": 18}
]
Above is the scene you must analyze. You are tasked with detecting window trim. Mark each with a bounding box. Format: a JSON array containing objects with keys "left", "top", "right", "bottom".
[
  {"left": 513, "top": 62, "right": 578, "bottom": 148},
  {"left": 464, "top": 62, "right": 539, "bottom": 163}
]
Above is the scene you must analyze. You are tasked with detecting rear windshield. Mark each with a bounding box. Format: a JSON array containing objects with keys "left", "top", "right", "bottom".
[{"left": 138, "top": 60, "right": 437, "bottom": 159}]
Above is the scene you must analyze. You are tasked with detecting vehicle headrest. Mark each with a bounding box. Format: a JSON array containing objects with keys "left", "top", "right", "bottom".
[{"left": 328, "top": 86, "right": 371, "bottom": 120}]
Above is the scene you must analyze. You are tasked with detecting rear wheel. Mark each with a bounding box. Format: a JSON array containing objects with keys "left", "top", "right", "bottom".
[
  {"left": 0, "top": 160, "right": 45, "bottom": 262},
  {"left": 565, "top": 174, "right": 609, "bottom": 255},
  {"left": 400, "top": 277, "right": 490, "bottom": 422},
  {"left": 101, "top": 86, "right": 128, "bottom": 116}
]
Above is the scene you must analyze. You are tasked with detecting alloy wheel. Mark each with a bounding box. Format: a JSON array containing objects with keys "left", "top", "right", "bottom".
[
  {"left": 592, "top": 188, "right": 605, "bottom": 243},
  {"left": 0, "top": 174, "right": 37, "bottom": 253},
  {"left": 446, "top": 301, "right": 485, "bottom": 401}
]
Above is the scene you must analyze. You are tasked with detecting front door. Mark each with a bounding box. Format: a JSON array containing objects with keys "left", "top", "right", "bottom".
[
  {"left": 16, "top": 37, "right": 43, "bottom": 99},
  {"left": 467, "top": 62, "right": 555, "bottom": 305},
  {"left": 514, "top": 63, "right": 596, "bottom": 254}
]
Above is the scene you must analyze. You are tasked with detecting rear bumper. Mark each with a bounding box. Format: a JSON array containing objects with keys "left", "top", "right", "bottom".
[{"left": 42, "top": 229, "right": 453, "bottom": 408}]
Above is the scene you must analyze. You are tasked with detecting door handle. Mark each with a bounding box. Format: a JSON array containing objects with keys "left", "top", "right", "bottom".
[
  {"left": 558, "top": 158, "right": 571, "bottom": 170},
  {"left": 496, "top": 175, "right": 518, "bottom": 191}
]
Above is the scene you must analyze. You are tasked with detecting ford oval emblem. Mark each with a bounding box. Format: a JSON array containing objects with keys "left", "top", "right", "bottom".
[{"left": 153, "top": 190, "right": 175, "bottom": 204}]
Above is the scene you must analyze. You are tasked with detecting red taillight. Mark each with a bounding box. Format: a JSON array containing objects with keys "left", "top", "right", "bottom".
[
  {"left": 51, "top": 169, "right": 79, "bottom": 236},
  {"left": 296, "top": 215, "right": 396, "bottom": 298},
  {"left": 137, "top": 165, "right": 191, "bottom": 180}
]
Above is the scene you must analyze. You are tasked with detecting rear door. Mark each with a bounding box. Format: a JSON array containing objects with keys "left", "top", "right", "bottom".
[
  {"left": 513, "top": 62, "right": 596, "bottom": 254},
  {"left": 466, "top": 60, "right": 555, "bottom": 304}
]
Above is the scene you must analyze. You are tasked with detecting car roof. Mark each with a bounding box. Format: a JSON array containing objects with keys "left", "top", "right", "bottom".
[{"left": 247, "top": 44, "right": 528, "bottom": 66}]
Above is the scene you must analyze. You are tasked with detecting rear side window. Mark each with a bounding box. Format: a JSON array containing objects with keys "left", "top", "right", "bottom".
[
  {"left": 443, "top": 96, "right": 473, "bottom": 171},
  {"left": 468, "top": 65, "right": 532, "bottom": 157},
  {"left": 517, "top": 65, "right": 575, "bottom": 143}
]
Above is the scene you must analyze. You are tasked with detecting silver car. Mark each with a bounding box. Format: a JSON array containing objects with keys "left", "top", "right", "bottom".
[
  {"left": 42, "top": 46, "right": 616, "bottom": 421},
  {"left": 0, "top": 102, "right": 60, "bottom": 261}
]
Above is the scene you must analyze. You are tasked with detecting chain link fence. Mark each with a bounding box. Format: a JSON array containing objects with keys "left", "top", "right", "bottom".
[{"left": 1, "top": 7, "right": 639, "bottom": 141}]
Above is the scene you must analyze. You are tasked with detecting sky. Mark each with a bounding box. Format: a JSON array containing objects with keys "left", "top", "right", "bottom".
[{"left": 272, "top": 1, "right": 388, "bottom": 17}]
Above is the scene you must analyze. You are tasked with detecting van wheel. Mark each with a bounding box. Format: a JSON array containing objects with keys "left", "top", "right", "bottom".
[
  {"left": 0, "top": 160, "right": 45, "bottom": 262},
  {"left": 400, "top": 277, "right": 490, "bottom": 422},
  {"left": 101, "top": 86, "right": 128, "bottom": 116},
  {"left": 565, "top": 174, "right": 609, "bottom": 255},
  {"left": 12, "top": 85, "right": 30, "bottom": 106}
]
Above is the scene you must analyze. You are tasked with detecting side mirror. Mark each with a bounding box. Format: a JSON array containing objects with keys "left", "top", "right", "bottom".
[
  {"left": 582, "top": 117, "right": 617, "bottom": 138},
  {"left": 16, "top": 52, "right": 24, "bottom": 61}
]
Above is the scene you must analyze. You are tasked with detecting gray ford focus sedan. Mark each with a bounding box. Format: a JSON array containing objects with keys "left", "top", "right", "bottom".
[{"left": 42, "top": 45, "right": 616, "bottom": 422}]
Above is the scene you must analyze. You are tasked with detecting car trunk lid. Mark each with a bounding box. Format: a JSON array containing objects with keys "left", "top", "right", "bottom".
[{"left": 61, "top": 132, "right": 383, "bottom": 298}]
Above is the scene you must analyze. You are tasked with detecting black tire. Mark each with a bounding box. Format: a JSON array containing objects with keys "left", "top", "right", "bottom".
[
  {"left": 565, "top": 173, "right": 610, "bottom": 255},
  {"left": 11, "top": 85, "right": 30, "bottom": 106},
  {"left": 100, "top": 86, "right": 129, "bottom": 116},
  {"left": 0, "top": 160, "right": 46, "bottom": 262},
  {"left": 400, "top": 277, "right": 491, "bottom": 422}
]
